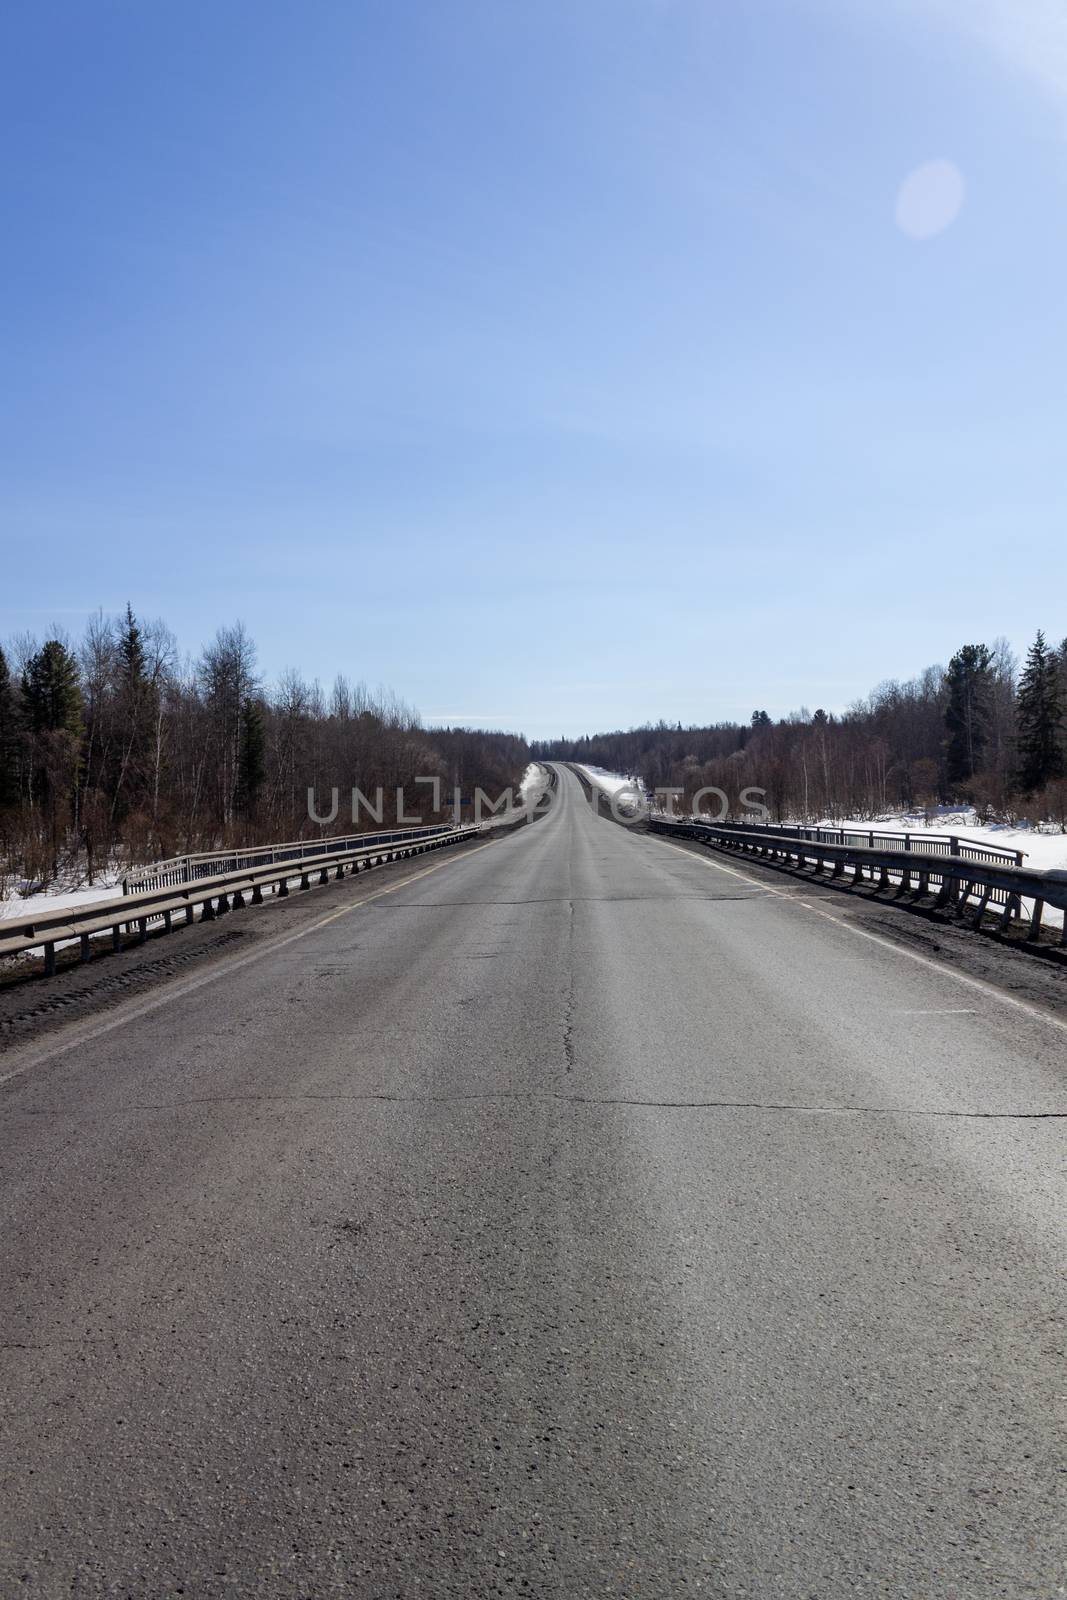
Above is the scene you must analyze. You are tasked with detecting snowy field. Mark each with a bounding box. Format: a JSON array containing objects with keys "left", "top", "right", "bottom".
[
  {"left": 814, "top": 808, "right": 1067, "bottom": 875},
  {"left": 0, "top": 871, "right": 131, "bottom": 963},
  {"left": 810, "top": 810, "right": 1067, "bottom": 933},
  {"left": 1, "top": 874, "right": 126, "bottom": 925}
]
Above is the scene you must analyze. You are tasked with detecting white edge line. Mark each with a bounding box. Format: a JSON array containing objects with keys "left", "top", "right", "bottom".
[
  {"left": 0, "top": 841, "right": 499, "bottom": 1089},
  {"left": 646, "top": 834, "right": 1067, "bottom": 1039}
]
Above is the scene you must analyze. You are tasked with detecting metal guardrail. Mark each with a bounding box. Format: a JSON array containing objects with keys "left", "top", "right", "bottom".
[
  {"left": 689, "top": 815, "right": 1024, "bottom": 869},
  {"left": 123, "top": 824, "right": 455, "bottom": 894},
  {"left": 0, "top": 816, "right": 520, "bottom": 977},
  {"left": 651, "top": 817, "right": 1067, "bottom": 946}
]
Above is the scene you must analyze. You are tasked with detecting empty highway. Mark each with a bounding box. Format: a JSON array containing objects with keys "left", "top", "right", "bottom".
[{"left": 1, "top": 764, "right": 1064, "bottom": 1597}]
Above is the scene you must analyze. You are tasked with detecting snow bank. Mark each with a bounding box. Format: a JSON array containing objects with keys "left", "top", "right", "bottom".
[
  {"left": 576, "top": 765, "right": 647, "bottom": 812},
  {"left": 519, "top": 763, "right": 549, "bottom": 807}
]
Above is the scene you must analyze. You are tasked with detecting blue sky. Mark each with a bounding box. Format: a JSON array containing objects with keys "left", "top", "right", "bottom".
[{"left": 3, "top": 0, "right": 1065, "bottom": 739}]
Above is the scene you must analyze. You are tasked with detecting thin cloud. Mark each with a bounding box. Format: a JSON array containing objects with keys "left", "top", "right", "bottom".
[
  {"left": 967, "top": 0, "right": 1067, "bottom": 99},
  {"left": 817, "top": 0, "right": 1067, "bottom": 103},
  {"left": 912, "top": 0, "right": 1067, "bottom": 101}
]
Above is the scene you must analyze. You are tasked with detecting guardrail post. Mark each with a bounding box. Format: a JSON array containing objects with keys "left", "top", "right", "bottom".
[
  {"left": 80, "top": 933, "right": 92, "bottom": 962},
  {"left": 300, "top": 872, "right": 310, "bottom": 890},
  {"left": 278, "top": 877, "right": 289, "bottom": 897},
  {"left": 1027, "top": 899, "right": 1044, "bottom": 941},
  {"left": 252, "top": 885, "right": 264, "bottom": 905},
  {"left": 971, "top": 887, "right": 991, "bottom": 928},
  {"left": 43, "top": 941, "right": 56, "bottom": 976},
  {"left": 138, "top": 918, "right": 148, "bottom": 944}
]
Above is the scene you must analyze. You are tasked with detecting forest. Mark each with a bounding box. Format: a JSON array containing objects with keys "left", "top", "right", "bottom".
[
  {"left": 533, "top": 632, "right": 1067, "bottom": 826},
  {"left": 4, "top": 614, "right": 1065, "bottom": 892},
  {"left": 0, "top": 610, "right": 528, "bottom": 888}
]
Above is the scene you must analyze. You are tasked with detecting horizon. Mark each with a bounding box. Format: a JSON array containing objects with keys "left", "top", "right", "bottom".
[
  {"left": 0, "top": 603, "right": 1053, "bottom": 744},
  {"left": 0, "top": 601, "right": 1055, "bottom": 745}
]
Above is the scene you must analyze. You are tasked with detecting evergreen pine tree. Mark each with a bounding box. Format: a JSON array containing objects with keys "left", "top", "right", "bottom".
[
  {"left": 22, "top": 640, "right": 83, "bottom": 735},
  {"left": 0, "top": 646, "right": 19, "bottom": 808},
  {"left": 943, "top": 643, "right": 993, "bottom": 788},
  {"left": 236, "top": 696, "right": 266, "bottom": 818},
  {"left": 21, "top": 639, "right": 83, "bottom": 865},
  {"left": 117, "top": 602, "right": 147, "bottom": 692},
  {"left": 1016, "top": 630, "right": 1064, "bottom": 792},
  {"left": 111, "top": 603, "right": 155, "bottom": 822}
]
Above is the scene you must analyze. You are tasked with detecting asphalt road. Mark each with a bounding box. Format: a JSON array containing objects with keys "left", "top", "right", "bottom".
[{"left": 1, "top": 764, "right": 1064, "bottom": 1597}]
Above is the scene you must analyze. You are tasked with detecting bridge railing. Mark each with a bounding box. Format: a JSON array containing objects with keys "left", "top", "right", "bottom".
[
  {"left": 655, "top": 814, "right": 1024, "bottom": 869},
  {"left": 1, "top": 814, "right": 526, "bottom": 977},
  {"left": 650, "top": 817, "right": 1067, "bottom": 945},
  {"left": 122, "top": 823, "right": 456, "bottom": 893}
]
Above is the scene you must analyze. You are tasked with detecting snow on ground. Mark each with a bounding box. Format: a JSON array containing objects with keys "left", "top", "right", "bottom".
[
  {"left": 576, "top": 765, "right": 647, "bottom": 809},
  {"left": 652, "top": 800, "right": 1066, "bottom": 934},
  {"left": 519, "top": 763, "right": 549, "bottom": 808},
  {"left": 1, "top": 868, "right": 130, "bottom": 960},
  {"left": 815, "top": 808, "right": 1067, "bottom": 874},
  {"left": 1, "top": 874, "right": 126, "bottom": 924},
  {"left": 816, "top": 810, "right": 1067, "bottom": 932}
]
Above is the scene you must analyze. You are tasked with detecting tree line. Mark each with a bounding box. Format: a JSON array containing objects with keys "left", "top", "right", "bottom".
[
  {"left": 533, "top": 631, "right": 1067, "bottom": 826},
  {"left": 0, "top": 610, "right": 528, "bottom": 887}
]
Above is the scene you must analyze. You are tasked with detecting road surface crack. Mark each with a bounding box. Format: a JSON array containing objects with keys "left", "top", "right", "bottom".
[
  {"left": 562, "top": 898, "right": 576, "bottom": 1073},
  {"left": 125, "top": 1091, "right": 1065, "bottom": 1120}
]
